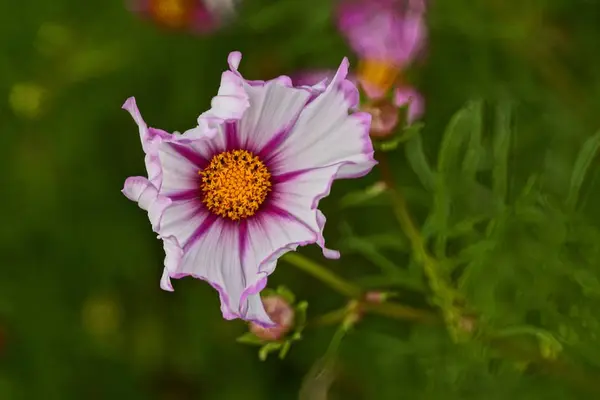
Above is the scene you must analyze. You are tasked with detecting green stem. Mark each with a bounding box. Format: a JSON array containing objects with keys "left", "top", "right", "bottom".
[
  {"left": 377, "top": 152, "right": 464, "bottom": 338},
  {"left": 377, "top": 152, "right": 439, "bottom": 286},
  {"left": 362, "top": 301, "right": 439, "bottom": 324},
  {"left": 283, "top": 253, "right": 362, "bottom": 298}
]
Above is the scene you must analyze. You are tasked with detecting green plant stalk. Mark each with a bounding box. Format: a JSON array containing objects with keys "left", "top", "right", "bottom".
[
  {"left": 283, "top": 252, "right": 362, "bottom": 298},
  {"left": 284, "top": 252, "right": 600, "bottom": 393},
  {"left": 376, "top": 152, "right": 465, "bottom": 339}
]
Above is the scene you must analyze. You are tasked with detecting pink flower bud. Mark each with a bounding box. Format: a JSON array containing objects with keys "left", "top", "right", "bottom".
[
  {"left": 249, "top": 295, "right": 295, "bottom": 341},
  {"left": 365, "top": 291, "right": 387, "bottom": 303},
  {"left": 361, "top": 100, "right": 400, "bottom": 138}
]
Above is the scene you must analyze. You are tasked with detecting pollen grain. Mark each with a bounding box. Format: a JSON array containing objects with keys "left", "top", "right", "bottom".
[{"left": 199, "top": 150, "right": 272, "bottom": 221}]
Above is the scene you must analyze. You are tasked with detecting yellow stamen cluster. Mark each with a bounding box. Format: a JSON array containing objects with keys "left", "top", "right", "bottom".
[
  {"left": 200, "top": 150, "right": 272, "bottom": 221},
  {"left": 149, "top": 0, "right": 191, "bottom": 28},
  {"left": 357, "top": 59, "right": 401, "bottom": 95}
]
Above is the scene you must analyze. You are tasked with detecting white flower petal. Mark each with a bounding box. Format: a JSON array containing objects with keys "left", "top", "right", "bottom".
[
  {"left": 196, "top": 69, "right": 249, "bottom": 130},
  {"left": 173, "top": 218, "right": 271, "bottom": 324},
  {"left": 239, "top": 81, "right": 312, "bottom": 152},
  {"left": 122, "top": 176, "right": 171, "bottom": 232},
  {"left": 160, "top": 199, "right": 212, "bottom": 249},
  {"left": 171, "top": 207, "right": 317, "bottom": 325},
  {"left": 158, "top": 142, "right": 207, "bottom": 195},
  {"left": 266, "top": 60, "right": 377, "bottom": 179},
  {"left": 160, "top": 236, "right": 184, "bottom": 292},
  {"left": 270, "top": 165, "right": 343, "bottom": 258},
  {"left": 122, "top": 97, "right": 172, "bottom": 187}
]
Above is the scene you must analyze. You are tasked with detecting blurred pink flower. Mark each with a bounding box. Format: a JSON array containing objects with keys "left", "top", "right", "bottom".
[
  {"left": 128, "top": 0, "right": 238, "bottom": 33},
  {"left": 336, "top": 0, "right": 426, "bottom": 66},
  {"left": 336, "top": 0, "right": 426, "bottom": 100},
  {"left": 249, "top": 295, "right": 295, "bottom": 341},
  {"left": 122, "top": 52, "right": 376, "bottom": 327}
]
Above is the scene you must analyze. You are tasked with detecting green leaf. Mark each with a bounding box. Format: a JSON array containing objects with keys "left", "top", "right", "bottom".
[
  {"left": 494, "top": 326, "right": 563, "bottom": 360},
  {"left": 438, "top": 101, "right": 482, "bottom": 176},
  {"left": 339, "top": 233, "right": 407, "bottom": 252},
  {"left": 566, "top": 130, "right": 600, "bottom": 210},
  {"left": 278, "top": 341, "right": 292, "bottom": 359},
  {"left": 433, "top": 102, "right": 483, "bottom": 258},
  {"left": 492, "top": 101, "right": 513, "bottom": 203},
  {"left": 339, "top": 181, "right": 388, "bottom": 209},
  {"left": 376, "top": 122, "right": 425, "bottom": 152},
  {"left": 294, "top": 301, "right": 309, "bottom": 330},
  {"left": 405, "top": 133, "right": 436, "bottom": 192},
  {"left": 258, "top": 342, "right": 283, "bottom": 361},
  {"left": 461, "top": 100, "right": 484, "bottom": 180},
  {"left": 572, "top": 269, "right": 600, "bottom": 298},
  {"left": 236, "top": 332, "right": 265, "bottom": 346},
  {"left": 338, "top": 236, "right": 402, "bottom": 276}
]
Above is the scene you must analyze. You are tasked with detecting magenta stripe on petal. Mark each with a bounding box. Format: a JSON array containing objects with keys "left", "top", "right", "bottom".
[
  {"left": 225, "top": 120, "right": 240, "bottom": 150},
  {"left": 167, "top": 190, "right": 199, "bottom": 201},
  {"left": 271, "top": 169, "right": 311, "bottom": 184},
  {"left": 169, "top": 143, "right": 209, "bottom": 168},
  {"left": 237, "top": 219, "right": 249, "bottom": 261},
  {"left": 256, "top": 130, "right": 288, "bottom": 161},
  {"left": 183, "top": 213, "right": 219, "bottom": 251},
  {"left": 257, "top": 96, "right": 313, "bottom": 163}
]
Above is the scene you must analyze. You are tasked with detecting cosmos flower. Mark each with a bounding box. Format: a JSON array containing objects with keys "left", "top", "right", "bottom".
[
  {"left": 336, "top": 0, "right": 426, "bottom": 99},
  {"left": 122, "top": 51, "right": 376, "bottom": 326},
  {"left": 128, "top": 0, "right": 239, "bottom": 33}
]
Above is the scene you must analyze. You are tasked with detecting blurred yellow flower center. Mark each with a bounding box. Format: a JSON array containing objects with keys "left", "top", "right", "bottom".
[
  {"left": 200, "top": 150, "right": 272, "bottom": 221},
  {"left": 150, "top": 0, "right": 191, "bottom": 28},
  {"left": 357, "top": 59, "right": 401, "bottom": 96}
]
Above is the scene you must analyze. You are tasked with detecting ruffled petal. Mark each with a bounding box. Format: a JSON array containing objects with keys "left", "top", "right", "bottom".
[
  {"left": 270, "top": 165, "right": 343, "bottom": 258},
  {"left": 159, "top": 198, "right": 213, "bottom": 250},
  {"left": 122, "top": 176, "right": 171, "bottom": 232},
  {"left": 238, "top": 81, "right": 312, "bottom": 153},
  {"left": 122, "top": 97, "right": 172, "bottom": 187},
  {"left": 394, "top": 86, "right": 425, "bottom": 124},
  {"left": 267, "top": 60, "right": 377, "bottom": 179},
  {"left": 168, "top": 205, "right": 319, "bottom": 326},
  {"left": 172, "top": 218, "right": 271, "bottom": 325},
  {"left": 160, "top": 236, "right": 184, "bottom": 292},
  {"left": 197, "top": 52, "right": 315, "bottom": 153}
]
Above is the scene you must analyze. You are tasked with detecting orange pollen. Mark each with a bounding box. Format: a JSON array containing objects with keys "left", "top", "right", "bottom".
[
  {"left": 149, "top": 0, "right": 191, "bottom": 28},
  {"left": 199, "top": 150, "right": 272, "bottom": 221},
  {"left": 357, "top": 59, "right": 402, "bottom": 95}
]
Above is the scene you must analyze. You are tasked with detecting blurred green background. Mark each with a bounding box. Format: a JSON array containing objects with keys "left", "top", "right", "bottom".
[{"left": 4, "top": 0, "right": 600, "bottom": 399}]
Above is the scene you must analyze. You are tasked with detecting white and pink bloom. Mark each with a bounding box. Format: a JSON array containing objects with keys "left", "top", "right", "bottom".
[{"left": 122, "top": 51, "right": 376, "bottom": 326}]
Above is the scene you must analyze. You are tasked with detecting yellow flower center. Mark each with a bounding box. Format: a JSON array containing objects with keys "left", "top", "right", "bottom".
[
  {"left": 199, "top": 150, "right": 272, "bottom": 221},
  {"left": 357, "top": 59, "right": 401, "bottom": 96},
  {"left": 149, "top": 0, "right": 191, "bottom": 28}
]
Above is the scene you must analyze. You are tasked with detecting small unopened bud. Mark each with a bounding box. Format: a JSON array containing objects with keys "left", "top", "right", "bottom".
[
  {"left": 250, "top": 295, "right": 295, "bottom": 341},
  {"left": 365, "top": 291, "right": 386, "bottom": 303},
  {"left": 361, "top": 100, "right": 400, "bottom": 138}
]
